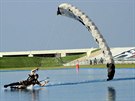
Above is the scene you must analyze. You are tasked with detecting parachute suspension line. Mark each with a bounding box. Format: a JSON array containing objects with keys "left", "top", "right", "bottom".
[{"left": 57, "top": 3, "right": 115, "bottom": 80}]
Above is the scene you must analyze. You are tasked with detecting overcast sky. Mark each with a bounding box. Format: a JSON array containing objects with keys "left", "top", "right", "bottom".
[{"left": 0, "top": 0, "right": 134, "bottom": 52}]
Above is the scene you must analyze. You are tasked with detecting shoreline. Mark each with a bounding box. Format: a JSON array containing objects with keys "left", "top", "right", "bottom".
[{"left": 0, "top": 64, "right": 135, "bottom": 71}]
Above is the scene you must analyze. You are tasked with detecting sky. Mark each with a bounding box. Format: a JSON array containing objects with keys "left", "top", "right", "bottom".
[{"left": 0, "top": 0, "right": 135, "bottom": 52}]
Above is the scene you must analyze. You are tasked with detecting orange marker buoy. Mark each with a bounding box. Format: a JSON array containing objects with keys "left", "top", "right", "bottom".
[{"left": 76, "top": 63, "right": 79, "bottom": 73}]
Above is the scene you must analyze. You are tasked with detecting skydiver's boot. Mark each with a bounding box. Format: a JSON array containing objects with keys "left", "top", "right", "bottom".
[{"left": 4, "top": 85, "right": 8, "bottom": 88}]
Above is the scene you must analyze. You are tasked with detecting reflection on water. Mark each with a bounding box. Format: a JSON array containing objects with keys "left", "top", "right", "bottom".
[
  {"left": 4, "top": 88, "right": 42, "bottom": 101},
  {"left": 31, "top": 90, "right": 40, "bottom": 101},
  {"left": 108, "top": 87, "right": 116, "bottom": 101}
]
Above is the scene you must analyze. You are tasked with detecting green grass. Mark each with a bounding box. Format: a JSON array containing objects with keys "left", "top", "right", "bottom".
[
  {"left": 0, "top": 55, "right": 134, "bottom": 70},
  {"left": 77, "top": 64, "right": 135, "bottom": 68},
  {"left": 0, "top": 54, "right": 85, "bottom": 70},
  {"left": 0, "top": 57, "right": 41, "bottom": 68},
  {"left": 91, "top": 48, "right": 100, "bottom": 53},
  {"left": 61, "top": 54, "right": 85, "bottom": 63},
  {"left": 115, "top": 64, "right": 135, "bottom": 68}
]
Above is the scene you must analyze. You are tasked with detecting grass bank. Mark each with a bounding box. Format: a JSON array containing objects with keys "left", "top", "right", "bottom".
[
  {"left": 0, "top": 55, "right": 134, "bottom": 70},
  {"left": 0, "top": 54, "right": 85, "bottom": 70},
  {"left": 0, "top": 64, "right": 134, "bottom": 71}
]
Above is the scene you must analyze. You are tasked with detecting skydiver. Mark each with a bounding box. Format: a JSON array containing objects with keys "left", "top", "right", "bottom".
[{"left": 4, "top": 68, "right": 48, "bottom": 89}]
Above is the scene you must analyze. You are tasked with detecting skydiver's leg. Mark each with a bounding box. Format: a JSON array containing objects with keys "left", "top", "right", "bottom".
[
  {"left": 17, "top": 85, "right": 26, "bottom": 89},
  {"left": 4, "top": 82, "right": 21, "bottom": 88},
  {"left": 107, "top": 63, "right": 115, "bottom": 81}
]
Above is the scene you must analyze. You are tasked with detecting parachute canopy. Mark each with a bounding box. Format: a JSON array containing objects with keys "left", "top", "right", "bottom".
[
  {"left": 57, "top": 3, "right": 115, "bottom": 80},
  {"left": 57, "top": 3, "right": 114, "bottom": 64}
]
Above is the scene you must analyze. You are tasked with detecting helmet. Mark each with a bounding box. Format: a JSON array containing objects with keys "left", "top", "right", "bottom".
[{"left": 35, "top": 74, "right": 39, "bottom": 79}]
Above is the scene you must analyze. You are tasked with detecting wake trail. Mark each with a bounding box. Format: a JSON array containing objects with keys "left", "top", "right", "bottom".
[{"left": 46, "top": 77, "right": 135, "bottom": 87}]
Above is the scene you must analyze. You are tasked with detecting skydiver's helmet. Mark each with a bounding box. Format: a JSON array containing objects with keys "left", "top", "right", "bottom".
[{"left": 34, "top": 74, "right": 39, "bottom": 79}]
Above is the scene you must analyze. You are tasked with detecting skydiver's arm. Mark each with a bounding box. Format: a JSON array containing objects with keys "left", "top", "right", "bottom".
[
  {"left": 39, "top": 83, "right": 46, "bottom": 87},
  {"left": 36, "top": 81, "right": 46, "bottom": 87}
]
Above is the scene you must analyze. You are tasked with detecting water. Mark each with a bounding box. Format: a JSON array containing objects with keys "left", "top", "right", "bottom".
[{"left": 0, "top": 68, "right": 135, "bottom": 101}]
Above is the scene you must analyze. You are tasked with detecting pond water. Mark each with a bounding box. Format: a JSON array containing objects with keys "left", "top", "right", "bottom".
[{"left": 0, "top": 68, "right": 135, "bottom": 101}]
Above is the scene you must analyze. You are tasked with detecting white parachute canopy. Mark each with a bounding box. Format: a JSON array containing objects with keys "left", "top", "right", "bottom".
[{"left": 57, "top": 3, "right": 114, "bottom": 64}]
